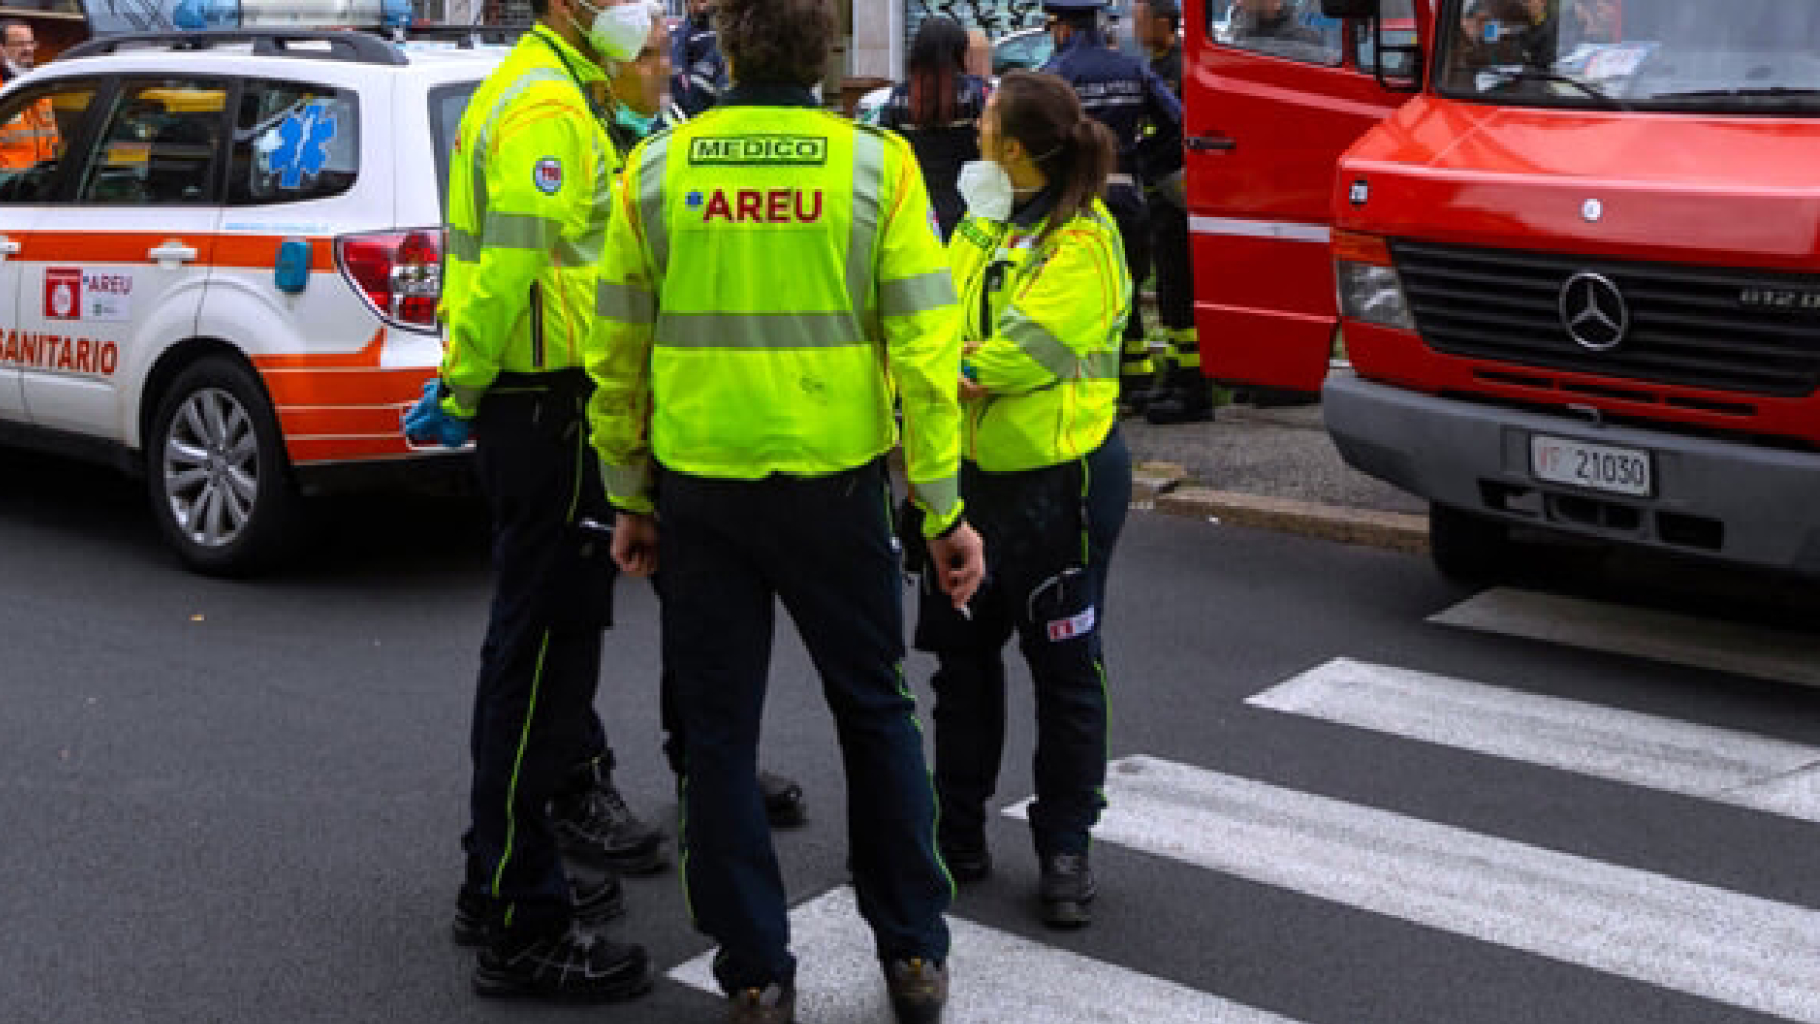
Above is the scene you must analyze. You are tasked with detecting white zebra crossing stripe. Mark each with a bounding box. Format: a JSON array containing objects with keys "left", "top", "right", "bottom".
[
  {"left": 668, "top": 885, "right": 1305, "bottom": 1024},
  {"left": 1007, "top": 756, "right": 1820, "bottom": 1023},
  {"left": 1431, "top": 588, "right": 1820, "bottom": 689},
  {"left": 1246, "top": 658, "right": 1820, "bottom": 823}
]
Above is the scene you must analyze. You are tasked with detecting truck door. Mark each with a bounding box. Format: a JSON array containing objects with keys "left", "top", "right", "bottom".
[{"left": 1183, "top": 0, "right": 1416, "bottom": 392}]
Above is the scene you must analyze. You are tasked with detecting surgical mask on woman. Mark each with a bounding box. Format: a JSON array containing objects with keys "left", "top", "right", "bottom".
[{"left": 957, "top": 159, "right": 1015, "bottom": 222}]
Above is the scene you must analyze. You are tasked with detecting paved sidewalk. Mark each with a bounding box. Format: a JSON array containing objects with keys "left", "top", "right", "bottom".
[{"left": 1121, "top": 399, "right": 1432, "bottom": 553}]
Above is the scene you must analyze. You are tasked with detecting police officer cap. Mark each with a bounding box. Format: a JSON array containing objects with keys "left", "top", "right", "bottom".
[{"left": 1041, "top": 0, "right": 1109, "bottom": 12}]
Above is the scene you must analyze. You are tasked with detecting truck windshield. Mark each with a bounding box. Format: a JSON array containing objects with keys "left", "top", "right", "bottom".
[{"left": 1436, "top": 0, "right": 1820, "bottom": 113}]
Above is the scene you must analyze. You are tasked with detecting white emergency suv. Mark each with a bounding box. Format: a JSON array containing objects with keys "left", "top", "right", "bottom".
[{"left": 0, "top": 27, "right": 504, "bottom": 575}]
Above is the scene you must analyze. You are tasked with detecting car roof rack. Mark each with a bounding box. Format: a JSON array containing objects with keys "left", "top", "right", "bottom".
[
  {"left": 61, "top": 29, "right": 409, "bottom": 66},
  {"left": 397, "top": 23, "right": 523, "bottom": 48}
]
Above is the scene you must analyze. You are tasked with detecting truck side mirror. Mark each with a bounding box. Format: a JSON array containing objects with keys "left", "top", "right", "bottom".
[{"left": 1320, "top": 0, "right": 1379, "bottom": 17}]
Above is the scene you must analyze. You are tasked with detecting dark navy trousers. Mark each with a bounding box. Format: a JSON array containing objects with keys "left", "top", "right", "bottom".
[
  {"left": 658, "top": 457, "right": 951, "bottom": 993},
  {"left": 462, "top": 371, "right": 617, "bottom": 939},
  {"left": 916, "top": 430, "right": 1132, "bottom": 859}
]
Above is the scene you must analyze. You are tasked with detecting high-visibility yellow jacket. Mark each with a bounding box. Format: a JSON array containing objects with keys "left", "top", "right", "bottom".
[
  {"left": 0, "top": 97, "right": 57, "bottom": 170},
  {"left": 586, "top": 85, "right": 966, "bottom": 534},
  {"left": 949, "top": 196, "right": 1129, "bottom": 472},
  {"left": 438, "top": 26, "right": 619, "bottom": 416}
]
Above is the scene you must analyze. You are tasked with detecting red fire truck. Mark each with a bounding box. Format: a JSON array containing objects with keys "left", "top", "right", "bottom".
[{"left": 1185, "top": 0, "right": 1820, "bottom": 581}]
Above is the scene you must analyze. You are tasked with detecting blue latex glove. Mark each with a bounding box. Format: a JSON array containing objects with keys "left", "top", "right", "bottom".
[{"left": 402, "top": 380, "right": 472, "bottom": 448}]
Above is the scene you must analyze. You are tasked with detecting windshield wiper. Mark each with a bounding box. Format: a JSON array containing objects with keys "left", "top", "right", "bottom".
[{"left": 1485, "top": 67, "right": 1630, "bottom": 109}]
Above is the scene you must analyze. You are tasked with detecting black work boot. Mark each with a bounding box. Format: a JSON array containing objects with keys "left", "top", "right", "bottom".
[
  {"left": 727, "top": 980, "right": 796, "bottom": 1023},
  {"left": 1038, "top": 852, "right": 1097, "bottom": 929},
  {"left": 1144, "top": 369, "right": 1214, "bottom": 424},
  {"left": 552, "top": 759, "right": 667, "bottom": 875},
  {"left": 938, "top": 827, "right": 992, "bottom": 884},
  {"left": 453, "top": 867, "right": 626, "bottom": 947},
  {"left": 1118, "top": 374, "right": 1159, "bottom": 417},
  {"left": 759, "top": 769, "right": 807, "bottom": 829},
  {"left": 885, "top": 957, "right": 949, "bottom": 1024},
  {"left": 473, "top": 923, "right": 651, "bottom": 1002}
]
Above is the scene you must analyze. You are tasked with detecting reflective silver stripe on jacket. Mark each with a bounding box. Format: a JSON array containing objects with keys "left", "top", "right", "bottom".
[
  {"left": 912, "top": 476, "right": 961, "bottom": 520},
  {"left": 653, "top": 310, "right": 867, "bottom": 349},
  {"left": 846, "top": 130, "right": 886, "bottom": 327},
  {"left": 1003, "top": 306, "right": 1121, "bottom": 380},
  {"left": 878, "top": 269, "right": 956, "bottom": 318},
  {"left": 603, "top": 461, "right": 653, "bottom": 503},
  {"left": 597, "top": 280, "right": 656, "bottom": 324}
]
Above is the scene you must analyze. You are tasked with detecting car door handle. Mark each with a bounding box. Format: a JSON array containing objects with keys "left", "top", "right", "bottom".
[
  {"left": 148, "top": 241, "right": 199, "bottom": 264},
  {"left": 1186, "top": 134, "right": 1237, "bottom": 152}
]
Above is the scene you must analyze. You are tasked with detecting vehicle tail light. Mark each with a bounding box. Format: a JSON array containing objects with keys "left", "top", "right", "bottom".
[
  {"left": 1333, "top": 230, "right": 1414, "bottom": 331},
  {"left": 336, "top": 228, "right": 443, "bottom": 332}
]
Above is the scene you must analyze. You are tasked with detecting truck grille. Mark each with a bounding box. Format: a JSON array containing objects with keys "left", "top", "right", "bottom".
[{"left": 1392, "top": 241, "right": 1820, "bottom": 398}]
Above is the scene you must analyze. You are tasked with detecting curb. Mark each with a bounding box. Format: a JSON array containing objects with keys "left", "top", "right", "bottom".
[
  {"left": 1158, "top": 487, "right": 1429, "bottom": 554},
  {"left": 1131, "top": 462, "right": 1429, "bottom": 554}
]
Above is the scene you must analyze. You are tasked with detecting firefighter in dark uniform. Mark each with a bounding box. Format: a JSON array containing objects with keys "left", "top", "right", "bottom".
[
  {"left": 1041, "top": 0, "right": 1182, "bottom": 416},
  {"left": 1132, "top": 0, "right": 1211, "bottom": 423}
]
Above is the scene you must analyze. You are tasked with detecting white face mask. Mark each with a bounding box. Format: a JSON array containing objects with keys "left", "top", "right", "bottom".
[
  {"left": 957, "top": 159, "right": 1014, "bottom": 222},
  {"left": 573, "top": 0, "right": 654, "bottom": 64}
]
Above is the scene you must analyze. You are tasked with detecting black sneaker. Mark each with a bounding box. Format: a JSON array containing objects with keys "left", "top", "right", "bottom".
[
  {"left": 727, "top": 981, "right": 796, "bottom": 1023},
  {"left": 884, "top": 957, "right": 948, "bottom": 1024},
  {"left": 1038, "top": 852, "right": 1097, "bottom": 929},
  {"left": 552, "top": 776, "right": 667, "bottom": 875},
  {"left": 759, "top": 770, "right": 807, "bottom": 829},
  {"left": 452, "top": 868, "right": 626, "bottom": 947},
  {"left": 473, "top": 923, "right": 651, "bottom": 1002},
  {"left": 939, "top": 836, "right": 992, "bottom": 884}
]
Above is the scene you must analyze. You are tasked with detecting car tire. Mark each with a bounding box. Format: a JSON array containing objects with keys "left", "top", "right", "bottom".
[
  {"left": 145, "top": 355, "right": 302, "bottom": 577},
  {"left": 1428, "top": 502, "right": 1510, "bottom": 586}
]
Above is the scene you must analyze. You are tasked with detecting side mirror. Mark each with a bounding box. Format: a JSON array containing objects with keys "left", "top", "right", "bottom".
[{"left": 1321, "top": 0, "right": 1379, "bottom": 16}]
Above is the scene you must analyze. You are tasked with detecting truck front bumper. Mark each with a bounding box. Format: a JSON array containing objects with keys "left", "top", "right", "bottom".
[{"left": 1323, "top": 370, "right": 1820, "bottom": 575}]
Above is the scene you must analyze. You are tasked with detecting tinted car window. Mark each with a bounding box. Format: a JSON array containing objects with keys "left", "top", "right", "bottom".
[
  {"left": 80, "top": 79, "right": 229, "bottom": 205},
  {"left": 429, "top": 81, "right": 479, "bottom": 214},
  {"left": 1219, "top": 0, "right": 1345, "bottom": 66},
  {"left": 229, "top": 80, "right": 359, "bottom": 206},
  {"left": 0, "top": 80, "right": 98, "bottom": 203}
]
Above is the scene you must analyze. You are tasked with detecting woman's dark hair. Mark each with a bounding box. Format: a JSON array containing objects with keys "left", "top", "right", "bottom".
[
  {"left": 716, "top": 0, "right": 833, "bottom": 89},
  {"left": 906, "top": 16, "right": 969, "bottom": 128},
  {"left": 991, "top": 71, "right": 1116, "bottom": 243}
]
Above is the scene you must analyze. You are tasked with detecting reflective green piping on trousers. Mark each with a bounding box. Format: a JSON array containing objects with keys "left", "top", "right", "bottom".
[
  {"left": 846, "top": 131, "right": 885, "bottom": 321},
  {"left": 1003, "top": 306, "right": 1121, "bottom": 381},
  {"left": 878, "top": 269, "right": 956, "bottom": 317},
  {"left": 654, "top": 310, "right": 866, "bottom": 349},
  {"left": 637, "top": 136, "right": 671, "bottom": 274},
  {"left": 597, "top": 280, "right": 656, "bottom": 323}
]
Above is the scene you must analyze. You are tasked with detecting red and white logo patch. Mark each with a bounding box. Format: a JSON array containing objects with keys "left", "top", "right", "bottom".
[
  {"left": 533, "top": 157, "right": 563, "bottom": 194},
  {"left": 1046, "top": 606, "right": 1096, "bottom": 642},
  {"left": 44, "top": 267, "right": 81, "bottom": 321}
]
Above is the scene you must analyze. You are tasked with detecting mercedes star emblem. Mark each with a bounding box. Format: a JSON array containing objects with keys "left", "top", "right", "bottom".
[{"left": 1559, "top": 272, "right": 1629, "bottom": 351}]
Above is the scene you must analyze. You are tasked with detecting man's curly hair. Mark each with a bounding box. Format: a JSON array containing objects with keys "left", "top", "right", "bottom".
[{"left": 715, "top": 0, "right": 833, "bottom": 88}]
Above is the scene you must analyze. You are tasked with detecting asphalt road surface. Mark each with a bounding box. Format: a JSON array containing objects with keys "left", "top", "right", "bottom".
[{"left": 3, "top": 447, "right": 1819, "bottom": 1024}]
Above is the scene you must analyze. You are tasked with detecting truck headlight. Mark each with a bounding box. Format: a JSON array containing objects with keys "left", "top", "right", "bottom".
[{"left": 1333, "top": 231, "right": 1414, "bottom": 331}]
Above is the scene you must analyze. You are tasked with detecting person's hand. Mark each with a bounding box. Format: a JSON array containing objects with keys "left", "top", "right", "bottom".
[
  {"left": 926, "top": 520, "right": 985, "bottom": 611},
  {"left": 612, "top": 511, "right": 659, "bottom": 577},
  {"left": 401, "top": 380, "right": 471, "bottom": 448}
]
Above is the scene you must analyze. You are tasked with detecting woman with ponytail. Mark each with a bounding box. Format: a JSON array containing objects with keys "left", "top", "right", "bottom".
[
  {"left": 877, "top": 16, "right": 990, "bottom": 240},
  {"left": 913, "top": 70, "right": 1134, "bottom": 929}
]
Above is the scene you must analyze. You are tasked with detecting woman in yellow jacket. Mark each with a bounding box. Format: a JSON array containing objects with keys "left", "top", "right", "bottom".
[{"left": 914, "top": 70, "right": 1134, "bottom": 930}]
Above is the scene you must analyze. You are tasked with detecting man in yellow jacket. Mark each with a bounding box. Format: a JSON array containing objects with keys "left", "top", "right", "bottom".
[
  {"left": 585, "top": 0, "right": 983, "bottom": 1018},
  {"left": 404, "top": 0, "right": 661, "bottom": 1003}
]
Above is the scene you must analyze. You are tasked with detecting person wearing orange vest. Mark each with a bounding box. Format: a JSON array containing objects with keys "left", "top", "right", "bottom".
[{"left": 0, "top": 21, "right": 58, "bottom": 172}]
